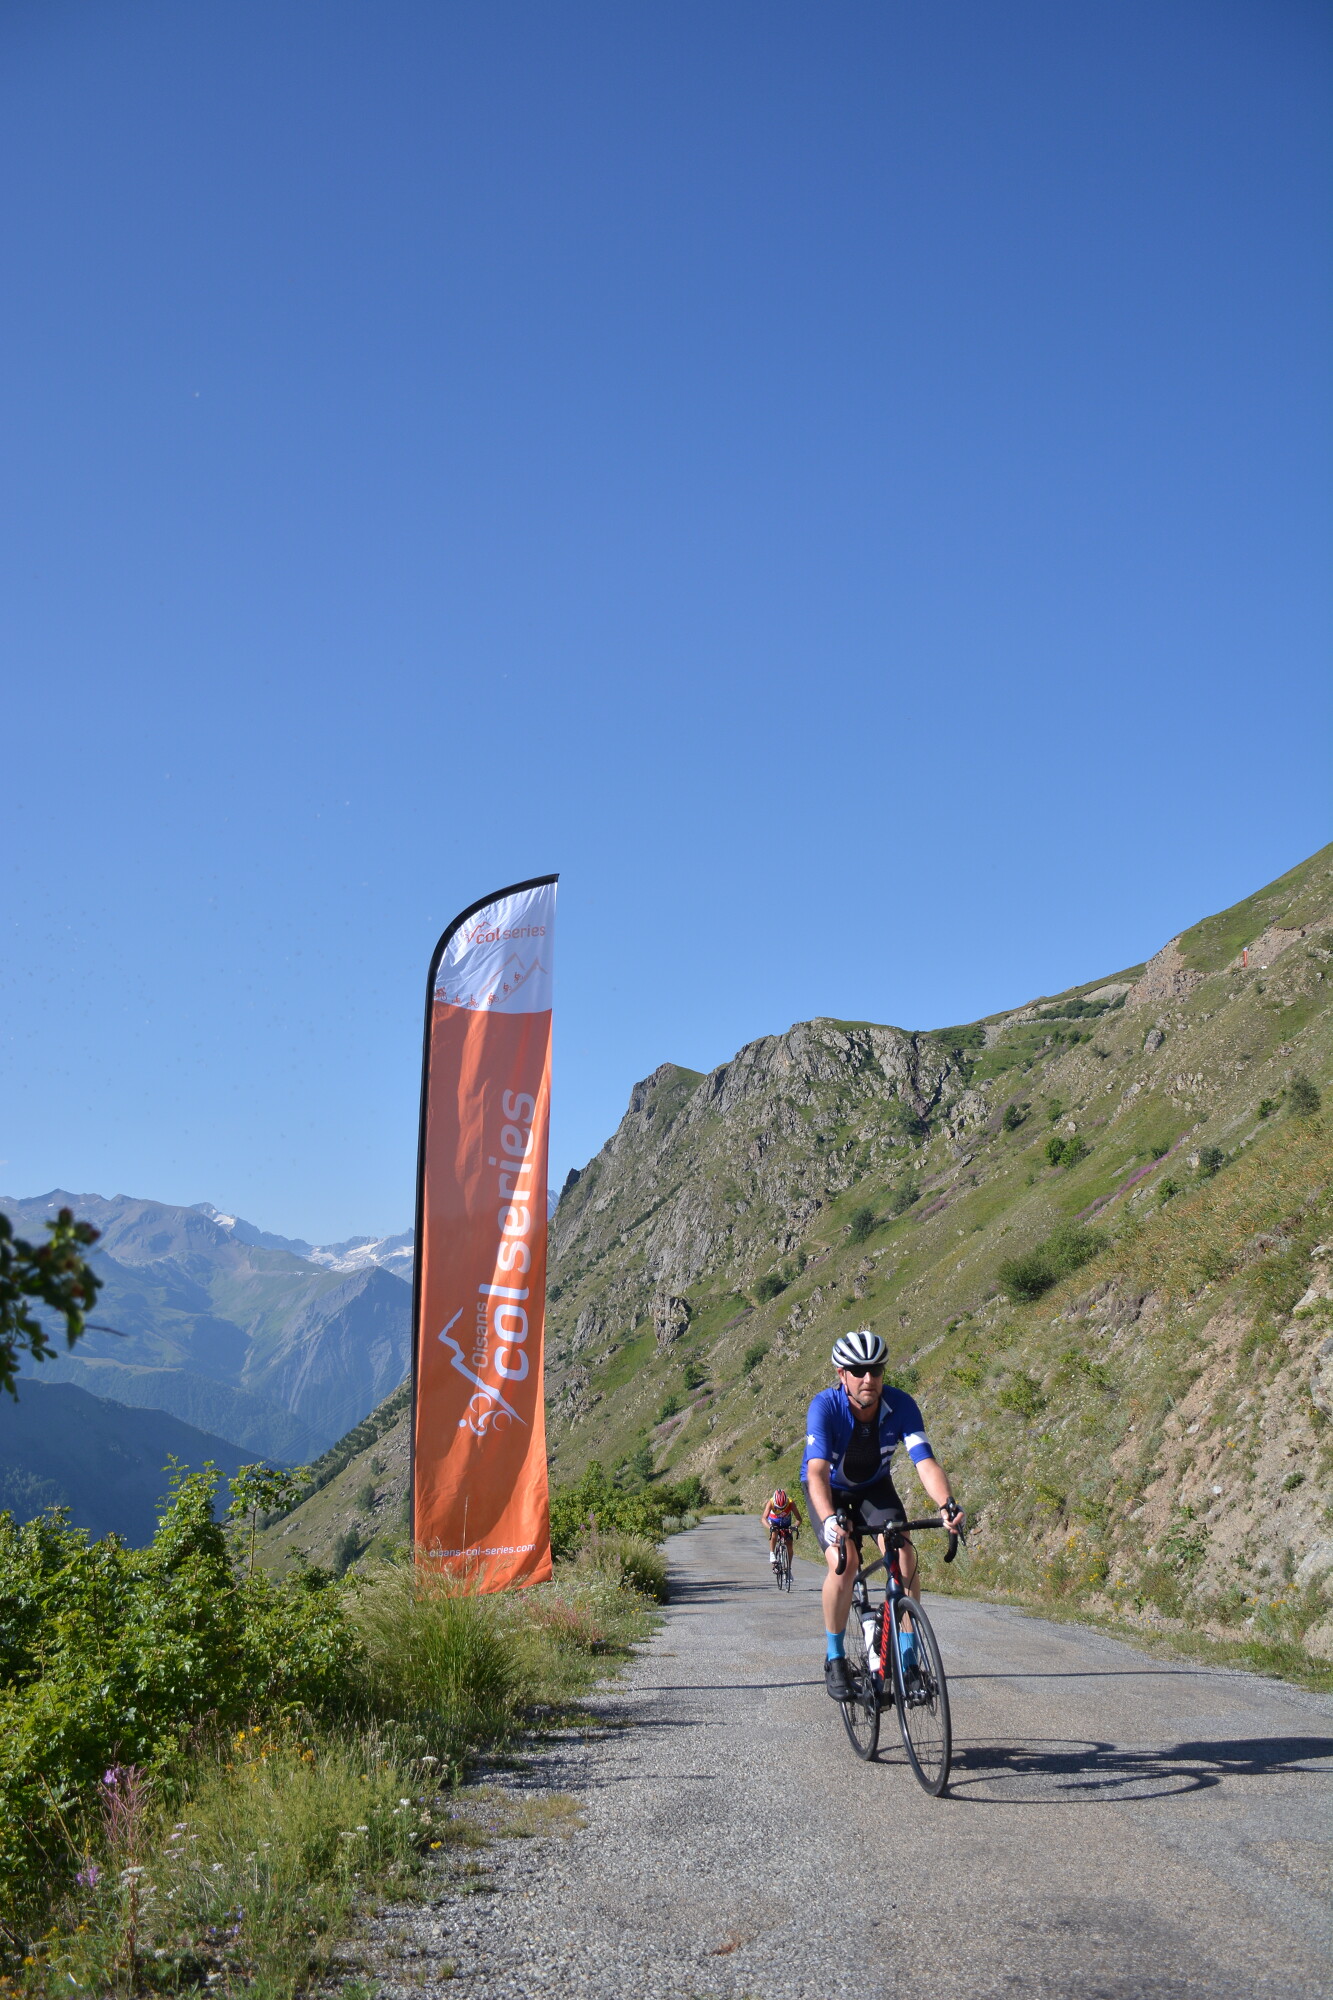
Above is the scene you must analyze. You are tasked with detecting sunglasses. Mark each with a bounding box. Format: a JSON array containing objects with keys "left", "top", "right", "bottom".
[{"left": 842, "top": 1364, "right": 884, "bottom": 1379}]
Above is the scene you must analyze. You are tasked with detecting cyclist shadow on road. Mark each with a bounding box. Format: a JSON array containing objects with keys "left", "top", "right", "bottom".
[{"left": 944, "top": 1733, "right": 1333, "bottom": 1805}]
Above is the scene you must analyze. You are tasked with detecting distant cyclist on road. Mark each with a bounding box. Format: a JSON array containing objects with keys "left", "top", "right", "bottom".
[
  {"left": 761, "top": 1486, "right": 802, "bottom": 1570},
  {"left": 800, "top": 1329, "right": 964, "bottom": 1701}
]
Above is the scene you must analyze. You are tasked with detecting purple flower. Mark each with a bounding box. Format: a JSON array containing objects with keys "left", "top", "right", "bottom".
[{"left": 76, "top": 1864, "right": 102, "bottom": 1888}]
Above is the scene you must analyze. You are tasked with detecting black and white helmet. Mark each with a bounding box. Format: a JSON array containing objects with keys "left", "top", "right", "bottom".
[{"left": 831, "top": 1328, "right": 888, "bottom": 1370}]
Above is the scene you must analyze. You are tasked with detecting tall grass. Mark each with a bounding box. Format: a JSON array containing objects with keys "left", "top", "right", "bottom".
[
  {"left": 22, "top": 1729, "right": 438, "bottom": 2000},
  {"left": 1111, "top": 1117, "right": 1332, "bottom": 1305},
  {"left": 349, "top": 1564, "right": 517, "bottom": 1777}
]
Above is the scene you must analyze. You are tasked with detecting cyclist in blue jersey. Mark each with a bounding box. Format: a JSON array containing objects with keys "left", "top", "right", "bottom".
[{"left": 801, "top": 1329, "right": 964, "bottom": 1701}]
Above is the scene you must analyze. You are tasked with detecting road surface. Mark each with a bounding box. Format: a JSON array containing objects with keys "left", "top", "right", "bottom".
[{"left": 368, "top": 1513, "right": 1333, "bottom": 1998}]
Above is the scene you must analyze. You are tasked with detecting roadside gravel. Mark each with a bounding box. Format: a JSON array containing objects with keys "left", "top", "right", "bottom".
[{"left": 361, "top": 1515, "right": 1333, "bottom": 1999}]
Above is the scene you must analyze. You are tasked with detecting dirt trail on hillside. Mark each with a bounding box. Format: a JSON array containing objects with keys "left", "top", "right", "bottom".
[{"left": 364, "top": 1517, "right": 1333, "bottom": 1999}]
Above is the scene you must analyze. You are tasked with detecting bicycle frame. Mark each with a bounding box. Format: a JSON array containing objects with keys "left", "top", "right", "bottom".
[{"left": 837, "top": 1514, "right": 959, "bottom": 1683}]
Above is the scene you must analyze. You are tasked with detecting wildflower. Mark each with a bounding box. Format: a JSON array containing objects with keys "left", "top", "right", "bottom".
[
  {"left": 74, "top": 1865, "right": 101, "bottom": 1889},
  {"left": 429, "top": 1841, "right": 442, "bottom": 1850}
]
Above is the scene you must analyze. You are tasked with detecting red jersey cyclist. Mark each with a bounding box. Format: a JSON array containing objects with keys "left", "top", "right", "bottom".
[
  {"left": 761, "top": 1487, "right": 803, "bottom": 1568},
  {"left": 801, "top": 1328, "right": 965, "bottom": 1701}
]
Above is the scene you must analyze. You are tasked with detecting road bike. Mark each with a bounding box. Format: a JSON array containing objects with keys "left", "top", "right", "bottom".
[
  {"left": 833, "top": 1512, "right": 958, "bottom": 1796},
  {"left": 771, "top": 1528, "right": 794, "bottom": 1591}
]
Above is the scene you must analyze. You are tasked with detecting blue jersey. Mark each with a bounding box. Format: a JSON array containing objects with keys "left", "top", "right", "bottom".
[{"left": 800, "top": 1383, "right": 933, "bottom": 1492}]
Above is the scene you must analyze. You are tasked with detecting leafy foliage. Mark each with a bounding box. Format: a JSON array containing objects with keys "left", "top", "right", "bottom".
[
  {"left": 1288, "top": 1073, "right": 1321, "bottom": 1117},
  {"left": 846, "top": 1205, "right": 876, "bottom": 1243},
  {"left": 0, "top": 1468, "right": 350, "bottom": 1900},
  {"left": 997, "top": 1222, "right": 1106, "bottom": 1302},
  {"left": 0, "top": 1208, "right": 102, "bottom": 1398},
  {"left": 547, "top": 1460, "right": 709, "bottom": 1560},
  {"left": 753, "top": 1272, "right": 786, "bottom": 1302}
]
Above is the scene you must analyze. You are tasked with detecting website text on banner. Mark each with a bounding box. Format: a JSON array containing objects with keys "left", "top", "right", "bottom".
[{"left": 411, "top": 876, "right": 557, "bottom": 1589}]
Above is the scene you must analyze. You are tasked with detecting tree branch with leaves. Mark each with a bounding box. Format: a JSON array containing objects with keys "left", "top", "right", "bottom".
[{"left": 0, "top": 1206, "right": 103, "bottom": 1397}]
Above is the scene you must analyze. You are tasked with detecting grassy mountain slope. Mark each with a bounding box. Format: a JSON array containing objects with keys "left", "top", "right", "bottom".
[
  {"left": 540, "top": 844, "right": 1333, "bottom": 1667},
  {"left": 261, "top": 1385, "right": 412, "bottom": 1575},
  {"left": 265, "top": 847, "right": 1333, "bottom": 1672}
]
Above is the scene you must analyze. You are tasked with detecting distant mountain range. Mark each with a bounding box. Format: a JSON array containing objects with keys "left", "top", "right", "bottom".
[
  {"left": 193, "top": 1206, "right": 416, "bottom": 1283},
  {"left": 2, "top": 1191, "right": 416, "bottom": 1465}
]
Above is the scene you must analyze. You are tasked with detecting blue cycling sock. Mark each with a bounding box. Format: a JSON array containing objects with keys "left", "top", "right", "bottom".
[
  {"left": 899, "top": 1629, "right": 918, "bottom": 1671},
  {"left": 825, "top": 1630, "right": 846, "bottom": 1661}
]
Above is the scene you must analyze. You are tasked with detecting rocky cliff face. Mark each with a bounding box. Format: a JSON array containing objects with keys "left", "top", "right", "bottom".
[{"left": 548, "top": 1021, "right": 967, "bottom": 1360}]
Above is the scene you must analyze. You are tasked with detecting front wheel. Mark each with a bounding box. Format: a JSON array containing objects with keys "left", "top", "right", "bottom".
[
  {"left": 777, "top": 1540, "right": 793, "bottom": 1591},
  {"left": 839, "top": 1601, "right": 881, "bottom": 1761},
  {"left": 889, "top": 1596, "right": 951, "bottom": 1796}
]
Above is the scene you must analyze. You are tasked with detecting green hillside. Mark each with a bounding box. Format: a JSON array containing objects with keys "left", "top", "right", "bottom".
[{"left": 268, "top": 846, "right": 1333, "bottom": 1672}]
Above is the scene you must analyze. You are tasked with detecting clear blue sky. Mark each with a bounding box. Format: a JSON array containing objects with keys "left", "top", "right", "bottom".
[{"left": 2, "top": 1, "right": 1328, "bottom": 1242}]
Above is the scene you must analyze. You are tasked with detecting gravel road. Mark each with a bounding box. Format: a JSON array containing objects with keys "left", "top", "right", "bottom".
[{"left": 368, "top": 1514, "right": 1333, "bottom": 1999}]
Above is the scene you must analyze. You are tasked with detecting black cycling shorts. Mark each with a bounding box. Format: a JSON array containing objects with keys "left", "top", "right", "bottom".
[{"left": 802, "top": 1473, "right": 907, "bottom": 1544}]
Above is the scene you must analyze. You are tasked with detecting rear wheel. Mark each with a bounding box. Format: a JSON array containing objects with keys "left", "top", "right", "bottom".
[
  {"left": 777, "top": 1539, "right": 793, "bottom": 1591},
  {"left": 839, "top": 1592, "right": 881, "bottom": 1760},
  {"left": 889, "top": 1596, "right": 951, "bottom": 1796}
]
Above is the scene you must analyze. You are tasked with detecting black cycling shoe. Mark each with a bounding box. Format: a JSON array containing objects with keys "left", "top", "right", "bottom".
[{"left": 824, "top": 1655, "right": 853, "bottom": 1701}]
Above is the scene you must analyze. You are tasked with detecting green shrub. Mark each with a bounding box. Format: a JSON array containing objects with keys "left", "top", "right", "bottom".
[
  {"left": 742, "top": 1340, "right": 770, "bottom": 1375},
  {"left": 753, "top": 1272, "right": 786, "bottom": 1302},
  {"left": 349, "top": 1563, "right": 516, "bottom": 1768},
  {"left": 547, "top": 1462, "right": 707, "bottom": 1560},
  {"left": 1289, "top": 1074, "right": 1321, "bottom": 1117},
  {"left": 1061, "top": 1135, "right": 1090, "bottom": 1169},
  {"left": 1197, "top": 1146, "right": 1225, "bottom": 1177},
  {"left": 997, "top": 1222, "right": 1105, "bottom": 1302},
  {"left": 332, "top": 1527, "right": 364, "bottom": 1576},
  {"left": 575, "top": 1531, "right": 668, "bottom": 1603},
  {"left": 888, "top": 1182, "right": 920, "bottom": 1216},
  {"left": 847, "top": 1206, "right": 876, "bottom": 1244},
  {"left": 1257, "top": 1097, "right": 1278, "bottom": 1119},
  {"left": 682, "top": 1360, "right": 706, "bottom": 1391},
  {"left": 997, "top": 1371, "right": 1045, "bottom": 1419},
  {"left": 0, "top": 1471, "right": 353, "bottom": 1915},
  {"left": 1001, "top": 1103, "right": 1026, "bottom": 1132},
  {"left": 655, "top": 1393, "right": 682, "bottom": 1424},
  {"left": 1045, "top": 1135, "right": 1067, "bottom": 1167}
]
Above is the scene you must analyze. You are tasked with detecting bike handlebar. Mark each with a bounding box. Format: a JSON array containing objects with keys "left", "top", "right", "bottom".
[{"left": 832, "top": 1509, "right": 964, "bottom": 1573}]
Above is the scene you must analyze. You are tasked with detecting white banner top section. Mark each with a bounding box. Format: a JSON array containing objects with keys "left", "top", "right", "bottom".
[{"left": 434, "top": 881, "right": 556, "bottom": 1015}]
